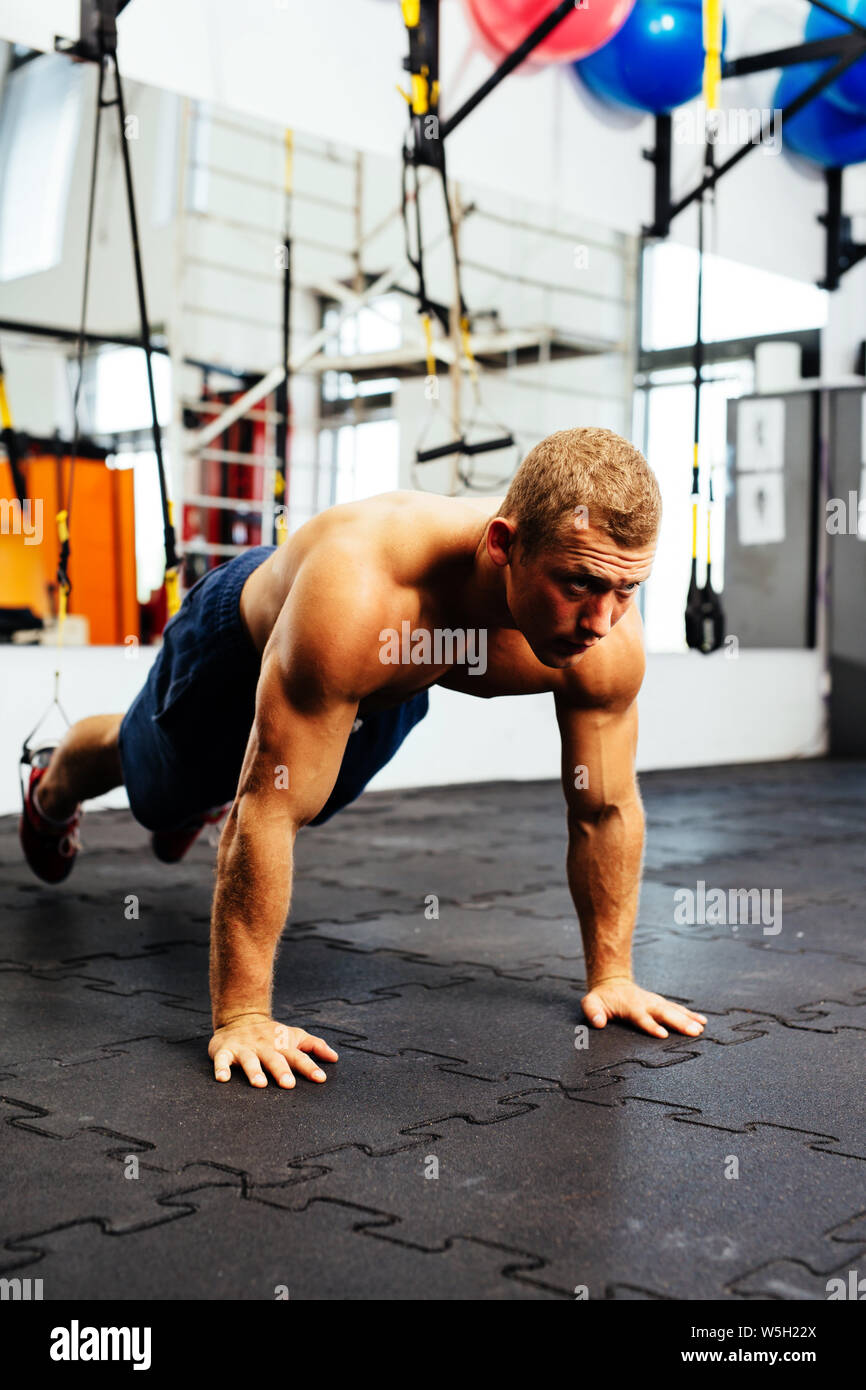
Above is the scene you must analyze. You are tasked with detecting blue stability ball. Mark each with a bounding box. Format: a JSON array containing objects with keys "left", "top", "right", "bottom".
[
  {"left": 575, "top": 0, "right": 721, "bottom": 115},
  {"left": 775, "top": 59, "right": 866, "bottom": 166},
  {"left": 804, "top": 0, "right": 866, "bottom": 117}
]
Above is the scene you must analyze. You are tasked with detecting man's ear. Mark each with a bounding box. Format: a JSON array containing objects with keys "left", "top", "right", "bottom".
[{"left": 487, "top": 517, "right": 516, "bottom": 568}]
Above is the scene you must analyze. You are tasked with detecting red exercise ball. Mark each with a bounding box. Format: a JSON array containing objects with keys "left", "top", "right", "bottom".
[{"left": 463, "top": 0, "right": 637, "bottom": 67}]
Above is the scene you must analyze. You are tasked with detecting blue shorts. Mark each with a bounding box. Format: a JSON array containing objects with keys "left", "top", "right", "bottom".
[{"left": 118, "top": 545, "right": 429, "bottom": 831}]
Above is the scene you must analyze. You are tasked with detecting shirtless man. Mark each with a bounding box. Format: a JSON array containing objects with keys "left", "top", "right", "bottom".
[{"left": 20, "top": 426, "right": 707, "bottom": 1088}]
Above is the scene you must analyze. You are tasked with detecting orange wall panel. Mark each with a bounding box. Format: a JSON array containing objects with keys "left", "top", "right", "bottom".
[{"left": 0, "top": 454, "right": 138, "bottom": 645}]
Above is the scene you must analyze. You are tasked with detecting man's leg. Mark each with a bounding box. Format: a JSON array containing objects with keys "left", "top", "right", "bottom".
[
  {"left": 31, "top": 713, "right": 125, "bottom": 821},
  {"left": 20, "top": 713, "right": 126, "bottom": 884}
]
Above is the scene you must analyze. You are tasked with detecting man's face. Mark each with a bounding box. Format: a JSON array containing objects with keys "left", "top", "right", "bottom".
[{"left": 503, "top": 519, "right": 656, "bottom": 668}]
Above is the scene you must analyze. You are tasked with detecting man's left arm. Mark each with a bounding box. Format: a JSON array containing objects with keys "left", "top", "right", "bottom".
[{"left": 554, "top": 670, "right": 707, "bottom": 1040}]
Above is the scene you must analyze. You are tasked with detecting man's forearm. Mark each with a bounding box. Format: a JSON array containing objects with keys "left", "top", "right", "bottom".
[
  {"left": 566, "top": 796, "right": 645, "bottom": 985},
  {"left": 209, "top": 796, "right": 296, "bottom": 1027}
]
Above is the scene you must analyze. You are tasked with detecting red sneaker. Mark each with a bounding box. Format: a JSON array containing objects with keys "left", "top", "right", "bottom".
[
  {"left": 151, "top": 805, "right": 228, "bottom": 864},
  {"left": 19, "top": 757, "right": 82, "bottom": 884}
]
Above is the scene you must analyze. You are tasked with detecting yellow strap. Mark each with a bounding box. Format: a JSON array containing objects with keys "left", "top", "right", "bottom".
[
  {"left": 0, "top": 376, "right": 12, "bottom": 430},
  {"left": 422, "top": 313, "right": 436, "bottom": 378},
  {"left": 703, "top": 0, "right": 723, "bottom": 111},
  {"left": 411, "top": 70, "right": 429, "bottom": 115},
  {"left": 396, "top": 83, "right": 412, "bottom": 106},
  {"left": 460, "top": 316, "right": 478, "bottom": 385},
  {"left": 55, "top": 509, "right": 70, "bottom": 649},
  {"left": 164, "top": 500, "right": 181, "bottom": 617},
  {"left": 164, "top": 567, "right": 181, "bottom": 618},
  {"left": 400, "top": 0, "right": 435, "bottom": 112},
  {"left": 56, "top": 584, "right": 68, "bottom": 666},
  {"left": 275, "top": 511, "right": 289, "bottom": 546}
]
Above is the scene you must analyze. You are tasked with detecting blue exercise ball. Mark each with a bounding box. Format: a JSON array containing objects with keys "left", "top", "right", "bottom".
[
  {"left": 575, "top": 0, "right": 723, "bottom": 115},
  {"left": 775, "top": 59, "right": 866, "bottom": 166},
  {"left": 804, "top": 0, "right": 866, "bottom": 116}
]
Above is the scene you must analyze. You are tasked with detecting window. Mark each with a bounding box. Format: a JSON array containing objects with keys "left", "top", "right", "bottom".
[
  {"left": 321, "top": 295, "right": 402, "bottom": 403},
  {"left": 88, "top": 347, "right": 172, "bottom": 435},
  {"left": 317, "top": 292, "right": 402, "bottom": 511},
  {"left": 318, "top": 419, "right": 399, "bottom": 507},
  {"left": 82, "top": 349, "right": 174, "bottom": 605},
  {"left": 642, "top": 242, "right": 828, "bottom": 352},
  {"left": 0, "top": 52, "right": 84, "bottom": 280},
  {"left": 129, "top": 450, "right": 170, "bottom": 606}
]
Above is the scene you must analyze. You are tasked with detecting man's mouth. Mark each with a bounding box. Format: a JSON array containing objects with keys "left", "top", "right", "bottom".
[{"left": 554, "top": 637, "right": 595, "bottom": 655}]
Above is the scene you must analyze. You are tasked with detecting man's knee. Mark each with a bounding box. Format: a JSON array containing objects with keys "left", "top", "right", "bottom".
[
  {"left": 100, "top": 713, "right": 125, "bottom": 752},
  {"left": 93, "top": 714, "right": 126, "bottom": 785}
]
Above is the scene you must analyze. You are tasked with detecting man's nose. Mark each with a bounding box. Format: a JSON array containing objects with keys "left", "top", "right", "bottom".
[{"left": 580, "top": 593, "right": 615, "bottom": 639}]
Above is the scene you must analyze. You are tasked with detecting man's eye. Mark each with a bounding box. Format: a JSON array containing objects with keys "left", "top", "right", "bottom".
[{"left": 567, "top": 579, "right": 639, "bottom": 594}]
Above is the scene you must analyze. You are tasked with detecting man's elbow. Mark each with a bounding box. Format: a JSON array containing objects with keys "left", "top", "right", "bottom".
[
  {"left": 219, "top": 787, "right": 302, "bottom": 854},
  {"left": 566, "top": 793, "right": 643, "bottom": 838}
]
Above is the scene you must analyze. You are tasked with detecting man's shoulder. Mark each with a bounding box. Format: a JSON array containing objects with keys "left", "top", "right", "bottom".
[
  {"left": 305, "top": 490, "right": 497, "bottom": 568},
  {"left": 553, "top": 605, "right": 646, "bottom": 713},
  {"left": 270, "top": 500, "right": 438, "bottom": 701},
  {"left": 289, "top": 492, "right": 493, "bottom": 626}
]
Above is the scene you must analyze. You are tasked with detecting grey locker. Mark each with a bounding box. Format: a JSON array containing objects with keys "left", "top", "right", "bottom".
[{"left": 724, "top": 392, "right": 817, "bottom": 649}]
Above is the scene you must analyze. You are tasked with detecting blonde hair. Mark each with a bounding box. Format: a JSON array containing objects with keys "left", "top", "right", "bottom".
[{"left": 500, "top": 427, "right": 661, "bottom": 559}]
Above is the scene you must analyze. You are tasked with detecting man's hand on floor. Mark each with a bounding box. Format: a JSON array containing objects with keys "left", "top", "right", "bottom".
[
  {"left": 208, "top": 1015, "right": 339, "bottom": 1087},
  {"left": 580, "top": 976, "right": 707, "bottom": 1039}
]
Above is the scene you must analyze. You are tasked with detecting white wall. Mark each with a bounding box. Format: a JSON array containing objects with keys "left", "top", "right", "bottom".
[{"left": 2, "top": 0, "right": 864, "bottom": 288}]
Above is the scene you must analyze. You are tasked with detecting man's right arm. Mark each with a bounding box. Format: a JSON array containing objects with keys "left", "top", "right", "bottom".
[{"left": 208, "top": 556, "right": 378, "bottom": 1087}]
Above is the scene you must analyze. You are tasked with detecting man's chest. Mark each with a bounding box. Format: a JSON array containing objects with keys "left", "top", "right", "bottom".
[{"left": 356, "top": 626, "right": 558, "bottom": 714}]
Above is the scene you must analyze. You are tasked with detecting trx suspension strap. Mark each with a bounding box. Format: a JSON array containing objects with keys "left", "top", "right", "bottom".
[
  {"left": 55, "top": 2, "right": 180, "bottom": 618},
  {"left": 685, "top": 0, "right": 725, "bottom": 654},
  {"left": 400, "top": 0, "right": 514, "bottom": 482},
  {"left": 399, "top": 1, "right": 448, "bottom": 360},
  {"left": 400, "top": 2, "right": 458, "bottom": 478},
  {"left": 437, "top": 164, "right": 515, "bottom": 486},
  {"left": 112, "top": 51, "right": 180, "bottom": 616}
]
